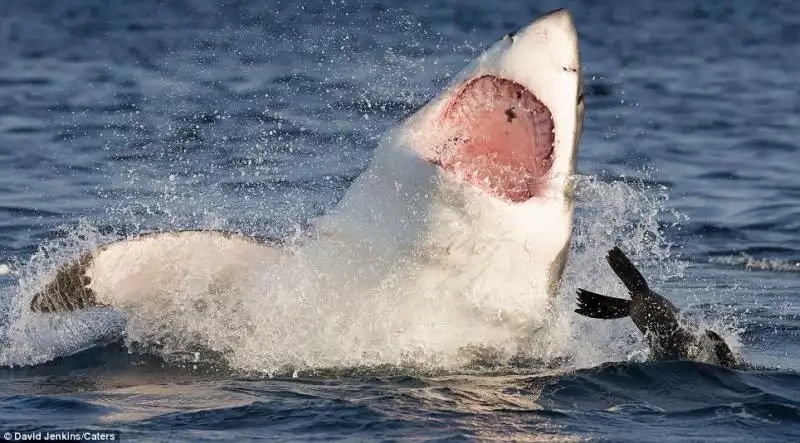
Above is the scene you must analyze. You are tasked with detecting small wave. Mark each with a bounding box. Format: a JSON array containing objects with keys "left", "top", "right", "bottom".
[
  {"left": 535, "top": 360, "right": 800, "bottom": 436},
  {"left": 709, "top": 253, "right": 800, "bottom": 273}
]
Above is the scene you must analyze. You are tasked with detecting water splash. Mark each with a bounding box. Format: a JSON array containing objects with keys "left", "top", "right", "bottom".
[
  {"left": 542, "top": 175, "right": 685, "bottom": 368},
  {"left": 0, "top": 220, "right": 125, "bottom": 367},
  {"left": 710, "top": 254, "right": 800, "bottom": 273},
  {"left": 0, "top": 173, "right": 738, "bottom": 375}
]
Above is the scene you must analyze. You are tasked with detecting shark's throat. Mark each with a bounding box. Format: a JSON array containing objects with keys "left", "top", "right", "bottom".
[{"left": 431, "top": 75, "right": 555, "bottom": 203}]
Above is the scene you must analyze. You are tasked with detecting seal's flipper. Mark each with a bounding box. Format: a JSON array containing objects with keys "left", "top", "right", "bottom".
[
  {"left": 30, "top": 253, "right": 106, "bottom": 313},
  {"left": 606, "top": 247, "right": 650, "bottom": 294},
  {"left": 704, "top": 330, "right": 737, "bottom": 367},
  {"left": 575, "top": 289, "right": 630, "bottom": 319}
]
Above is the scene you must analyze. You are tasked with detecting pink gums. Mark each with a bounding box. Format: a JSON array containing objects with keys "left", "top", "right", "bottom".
[{"left": 432, "top": 75, "right": 555, "bottom": 203}]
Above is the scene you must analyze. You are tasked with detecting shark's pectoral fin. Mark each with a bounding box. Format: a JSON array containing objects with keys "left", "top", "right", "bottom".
[
  {"left": 30, "top": 253, "right": 106, "bottom": 313},
  {"left": 29, "top": 229, "right": 269, "bottom": 314}
]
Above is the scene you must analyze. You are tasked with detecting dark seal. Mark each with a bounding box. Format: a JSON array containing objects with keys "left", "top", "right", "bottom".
[{"left": 575, "top": 247, "right": 738, "bottom": 367}]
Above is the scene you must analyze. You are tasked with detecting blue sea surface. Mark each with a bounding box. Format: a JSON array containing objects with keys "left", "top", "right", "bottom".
[{"left": 0, "top": 0, "right": 798, "bottom": 441}]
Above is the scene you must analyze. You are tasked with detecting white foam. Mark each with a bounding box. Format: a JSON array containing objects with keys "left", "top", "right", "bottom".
[{"left": 0, "top": 176, "right": 713, "bottom": 374}]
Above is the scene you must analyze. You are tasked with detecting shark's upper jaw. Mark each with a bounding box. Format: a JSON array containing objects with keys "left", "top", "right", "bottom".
[{"left": 411, "top": 9, "right": 583, "bottom": 204}]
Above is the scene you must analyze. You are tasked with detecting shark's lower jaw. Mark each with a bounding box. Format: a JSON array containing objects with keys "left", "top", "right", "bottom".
[{"left": 430, "top": 74, "right": 555, "bottom": 203}]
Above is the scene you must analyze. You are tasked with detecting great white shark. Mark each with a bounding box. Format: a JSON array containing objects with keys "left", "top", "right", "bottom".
[{"left": 29, "top": 10, "right": 585, "bottom": 338}]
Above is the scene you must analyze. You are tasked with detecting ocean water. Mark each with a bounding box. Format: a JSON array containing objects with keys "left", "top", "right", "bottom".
[{"left": 0, "top": 0, "right": 798, "bottom": 441}]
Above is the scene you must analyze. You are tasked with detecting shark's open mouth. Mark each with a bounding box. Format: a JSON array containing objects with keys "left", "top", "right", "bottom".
[{"left": 433, "top": 74, "right": 555, "bottom": 202}]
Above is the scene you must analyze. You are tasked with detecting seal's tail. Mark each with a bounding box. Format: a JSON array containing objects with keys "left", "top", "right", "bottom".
[
  {"left": 574, "top": 288, "right": 630, "bottom": 319},
  {"left": 606, "top": 246, "right": 650, "bottom": 295}
]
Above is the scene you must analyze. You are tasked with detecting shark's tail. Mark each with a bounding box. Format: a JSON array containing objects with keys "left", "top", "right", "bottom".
[
  {"left": 606, "top": 246, "right": 650, "bottom": 294},
  {"left": 574, "top": 288, "right": 630, "bottom": 319}
]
